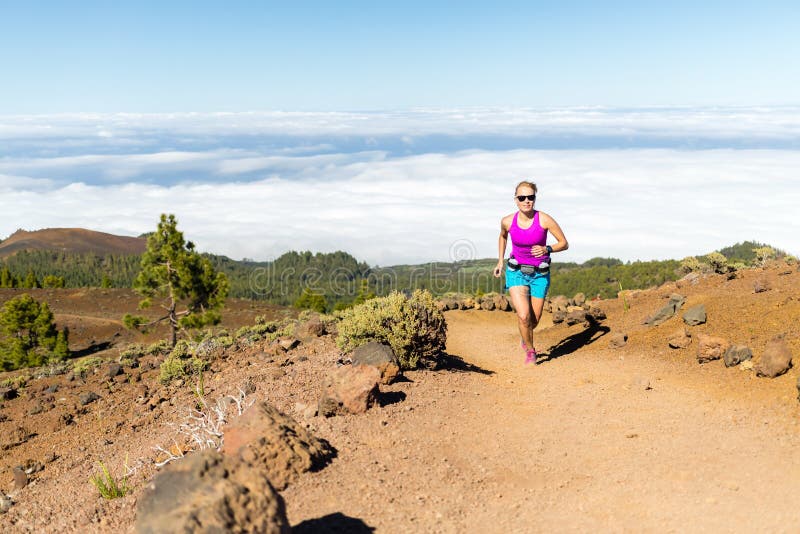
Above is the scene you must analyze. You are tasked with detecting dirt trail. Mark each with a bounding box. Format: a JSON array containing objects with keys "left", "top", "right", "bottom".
[{"left": 285, "top": 310, "right": 800, "bottom": 533}]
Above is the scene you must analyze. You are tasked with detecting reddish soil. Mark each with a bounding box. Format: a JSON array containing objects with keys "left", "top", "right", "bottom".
[{"left": 1, "top": 264, "right": 799, "bottom": 532}]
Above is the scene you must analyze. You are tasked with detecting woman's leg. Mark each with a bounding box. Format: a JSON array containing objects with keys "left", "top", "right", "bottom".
[{"left": 509, "top": 286, "right": 534, "bottom": 350}]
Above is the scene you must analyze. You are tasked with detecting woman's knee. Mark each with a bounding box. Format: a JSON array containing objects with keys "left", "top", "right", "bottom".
[{"left": 517, "top": 313, "right": 532, "bottom": 326}]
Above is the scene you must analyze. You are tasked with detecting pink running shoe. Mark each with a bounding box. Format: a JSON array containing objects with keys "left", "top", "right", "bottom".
[{"left": 524, "top": 348, "right": 538, "bottom": 365}]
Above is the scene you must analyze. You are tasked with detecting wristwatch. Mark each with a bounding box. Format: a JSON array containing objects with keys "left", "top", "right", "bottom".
[{"left": 546, "top": 245, "right": 553, "bottom": 254}]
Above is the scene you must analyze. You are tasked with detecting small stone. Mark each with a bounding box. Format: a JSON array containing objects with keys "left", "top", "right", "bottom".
[
  {"left": 79, "top": 392, "right": 100, "bottom": 406},
  {"left": 682, "top": 305, "right": 707, "bottom": 326},
  {"left": 13, "top": 467, "right": 27, "bottom": 490},
  {"left": 278, "top": 338, "right": 301, "bottom": 351},
  {"left": 753, "top": 279, "right": 770, "bottom": 293},
  {"left": 608, "top": 332, "right": 628, "bottom": 349},
  {"left": 696, "top": 333, "right": 729, "bottom": 363},
  {"left": 0, "top": 495, "right": 12, "bottom": 514},
  {"left": 723, "top": 345, "right": 753, "bottom": 367},
  {"left": 668, "top": 328, "right": 692, "bottom": 349},
  {"left": 107, "top": 363, "right": 123, "bottom": 378}
]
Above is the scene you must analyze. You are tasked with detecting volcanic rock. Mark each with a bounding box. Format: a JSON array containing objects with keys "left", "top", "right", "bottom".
[
  {"left": 696, "top": 333, "right": 729, "bottom": 363},
  {"left": 352, "top": 342, "right": 400, "bottom": 385},
  {"left": 135, "top": 450, "right": 291, "bottom": 534},
  {"left": 318, "top": 364, "right": 381, "bottom": 417},
  {"left": 756, "top": 337, "right": 793, "bottom": 378}
]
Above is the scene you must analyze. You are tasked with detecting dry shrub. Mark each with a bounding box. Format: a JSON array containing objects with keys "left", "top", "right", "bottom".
[{"left": 335, "top": 290, "right": 447, "bottom": 370}]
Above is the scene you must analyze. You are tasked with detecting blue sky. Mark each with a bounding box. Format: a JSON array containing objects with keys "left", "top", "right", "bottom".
[
  {"left": 2, "top": 1, "right": 798, "bottom": 112},
  {"left": 1, "top": 2, "right": 798, "bottom": 265}
]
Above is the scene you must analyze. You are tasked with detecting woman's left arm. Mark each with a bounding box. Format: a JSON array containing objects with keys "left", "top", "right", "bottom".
[{"left": 532, "top": 212, "right": 569, "bottom": 256}]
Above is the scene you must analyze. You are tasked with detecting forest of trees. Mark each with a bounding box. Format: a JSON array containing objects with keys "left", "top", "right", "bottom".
[{"left": 0, "top": 240, "right": 787, "bottom": 306}]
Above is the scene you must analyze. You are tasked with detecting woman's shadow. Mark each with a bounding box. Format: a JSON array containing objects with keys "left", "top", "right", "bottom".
[{"left": 537, "top": 316, "right": 609, "bottom": 364}]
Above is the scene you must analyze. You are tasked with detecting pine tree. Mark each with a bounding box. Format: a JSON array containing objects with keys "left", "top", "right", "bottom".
[
  {"left": 0, "top": 294, "right": 64, "bottom": 370},
  {"left": 0, "top": 266, "right": 12, "bottom": 288},
  {"left": 23, "top": 270, "right": 40, "bottom": 289},
  {"left": 123, "top": 214, "right": 229, "bottom": 347}
]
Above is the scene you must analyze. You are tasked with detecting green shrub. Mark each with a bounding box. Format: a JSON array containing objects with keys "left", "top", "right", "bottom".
[
  {"left": 159, "top": 340, "right": 209, "bottom": 384},
  {"left": 678, "top": 256, "right": 705, "bottom": 274},
  {"left": 146, "top": 340, "right": 171, "bottom": 356},
  {"left": 705, "top": 252, "right": 729, "bottom": 274},
  {"left": 336, "top": 290, "right": 447, "bottom": 370},
  {"left": 0, "top": 374, "right": 29, "bottom": 389},
  {"left": 74, "top": 356, "right": 104, "bottom": 377},
  {"left": 159, "top": 356, "right": 208, "bottom": 384},
  {"left": 89, "top": 461, "right": 129, "bottom": 499}
]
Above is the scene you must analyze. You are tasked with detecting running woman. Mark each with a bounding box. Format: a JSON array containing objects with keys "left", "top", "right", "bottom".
[{"left": 492, "top": 181, "right": 568, "bottom": 364}]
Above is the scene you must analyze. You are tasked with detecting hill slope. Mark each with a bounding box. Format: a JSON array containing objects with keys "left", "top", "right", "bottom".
[{"left": 0, "top": 228, "right": 146, "bottom": 258}]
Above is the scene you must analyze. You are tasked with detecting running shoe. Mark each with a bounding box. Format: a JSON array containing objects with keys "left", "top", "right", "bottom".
[{"left": 524, "top": 348, "right": 537, "bottom": 365}]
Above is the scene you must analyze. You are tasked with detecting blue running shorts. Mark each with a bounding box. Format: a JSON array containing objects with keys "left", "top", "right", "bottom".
[{"left": 505, "top": 266, "right": 551, "bottom": 299}]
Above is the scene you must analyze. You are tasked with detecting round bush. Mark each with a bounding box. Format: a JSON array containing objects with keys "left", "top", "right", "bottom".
[{"left": 335, "top": 290, "right": 447, "bottom": 370}]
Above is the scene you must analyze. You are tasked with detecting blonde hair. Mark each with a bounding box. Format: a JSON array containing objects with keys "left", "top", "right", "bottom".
[{"left": 514, "top": 181, "right": 538, "bottom": 195}]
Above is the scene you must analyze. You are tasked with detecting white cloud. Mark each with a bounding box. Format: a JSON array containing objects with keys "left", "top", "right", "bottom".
[
  {"left": 1, "top": 148, "right": 797, "bottom": 265},
  {"left": 1, "top": 106, "right": 800, "bottom": 142}
]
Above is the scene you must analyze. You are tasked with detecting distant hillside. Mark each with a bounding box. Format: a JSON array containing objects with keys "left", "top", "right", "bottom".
[
  {"left": 0, "top": 227, "right": 790, "bottom": 306},
  {"left": 0, "top": 228, "right": 146, "bottom": 258}
]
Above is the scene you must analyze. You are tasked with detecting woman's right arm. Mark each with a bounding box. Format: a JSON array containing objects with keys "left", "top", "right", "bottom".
[{"left": 493, "top": 218, "right": 509, "bottom": 278}]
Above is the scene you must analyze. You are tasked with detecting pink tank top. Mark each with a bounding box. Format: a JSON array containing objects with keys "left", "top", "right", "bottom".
[{"left": 509, "top": 211, "right": 550, "bottom": 266}]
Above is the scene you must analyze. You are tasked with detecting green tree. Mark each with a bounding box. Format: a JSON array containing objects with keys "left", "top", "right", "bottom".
[
  {"left": 23, "top": 270, "right": 40, "bottom": 289},
  {"left": 294, "top": 287, "right": 328, "bottom": 313},
  {"left": 123, "top": 214, "right": 229, "bottom": 347},
  {"left": 42, "top": 275, "right": 66, "bottom": 288},
  {"left": 0, "top": 266, "right": 13, "bottom": 288},
  {"left": 0, "top": 293, "right": 67, "bottom": 370}
]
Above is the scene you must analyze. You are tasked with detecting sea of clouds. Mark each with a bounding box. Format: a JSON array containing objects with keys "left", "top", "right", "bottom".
[{"left": 1, "top": 107, "right": 798, "bottom": 265}]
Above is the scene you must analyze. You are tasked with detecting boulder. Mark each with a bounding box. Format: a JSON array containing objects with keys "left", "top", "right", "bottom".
[
  {"left": 696, "top": 333, "right": 729, "bottom": 363},
  {"left": 682, "top": 305, "right": 707, "bottom": 326},
  {"left": 351, "top": 342, "right": 400, "bottom": 385},
  {"left": 573, "top": 293, "right": 586, "bottom": 307},
  {"left": 565, "top": 309, "right": 588, "bottom": 326},
  {"left": 723, "top": 345, "right": 753, "bottom": 367},
  {"left": 135, "top": 450, "right": 291, "bottom": 534},
  {"left": 0, "top": 387, "right": 18, "bottom": 401},
  {"left": 318, "top": 364, "right": 381, "bottom": 417},
  {"left": 755, "top": 337, "right": 793, "bottom": 378},
  {"left": 479, "top": 296, "right": 496, "bottom": 311},
  {"left": 297, "top": 317, "right": 326, "bottom": 338},
  {"left": 609, "top": 332, "right": 628, "bottom": 349},
  {"left": 222, "top": 401, "right": 335, "bottom": 490},
  {"left": 668, "top": 328, "right": 692, "bottom": 349},
  {"left": 438, "top": 298, "right": 460, "bottom": 311},
  {"left": 753, "top": 279, "right": 770, "bottom": 293},
  {"left": 492, "top": 294, "right": 511, "bottom": 312},
  {"left": 552, "top": 310, "right": 567, "bottom": 324},
  {"left": 460, "top": 297, "right": 476, "bottom": 310},
  {"left": 644, "top": 293, "right": 686, "bottom": 326},
  {"left": 549, "top": 295, "right": 569, "bottom": 314},
  {"left": 587, "top": 306, "right": 606, "bottom": 321},
  {"left": 676, "top": 272, "right": 701, "bottom": 288}
]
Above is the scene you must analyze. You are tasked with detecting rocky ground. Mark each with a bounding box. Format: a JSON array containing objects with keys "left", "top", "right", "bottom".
[{"left": 1, "top": 263, "right": 799, "bottom": 532}]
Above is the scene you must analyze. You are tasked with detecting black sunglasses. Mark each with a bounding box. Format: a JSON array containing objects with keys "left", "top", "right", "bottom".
[{"left": 516, "top": 194, "right": 536, "bottom": 202}]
